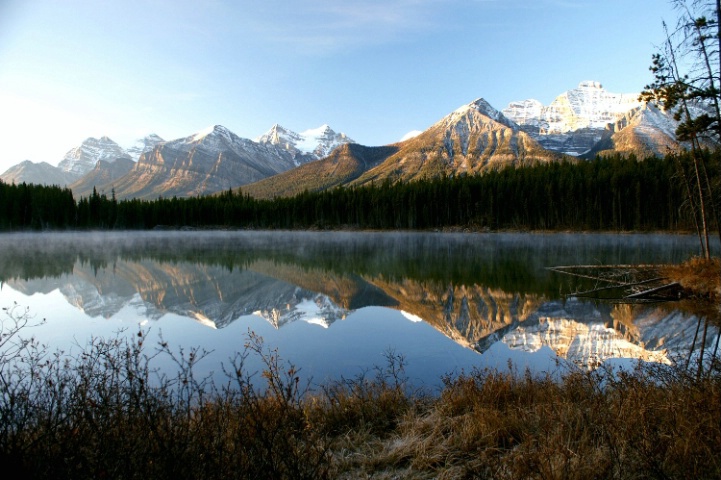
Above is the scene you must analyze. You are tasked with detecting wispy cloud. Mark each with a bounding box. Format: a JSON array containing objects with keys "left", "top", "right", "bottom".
[
  {"left": 242, "top": 0, "right": 454, "bottom": 54},
  {"left": 312, "top": 1, "right": 433, "bottom": 29}
]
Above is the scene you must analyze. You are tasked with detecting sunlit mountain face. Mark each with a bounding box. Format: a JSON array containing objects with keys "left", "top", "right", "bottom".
[{"left": 0, "top": 231, "right": 716, "bottom": 372}]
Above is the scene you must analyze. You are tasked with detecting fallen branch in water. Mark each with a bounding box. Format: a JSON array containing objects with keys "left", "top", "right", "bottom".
[
  {"left": 570, "top": 277, "right": 667, "bottom": 298},
  {"left": 626, "top": 282, "right": 682, "bottom": 300},
  {"left": 549, "top": 257, "right": 720, "bottom": 306},
  {"left": 548, "top": 264, "right": 681, "bottom": 302}
]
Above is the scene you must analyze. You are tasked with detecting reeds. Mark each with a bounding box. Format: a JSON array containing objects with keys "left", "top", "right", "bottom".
[{"left": 1, "top": 304, "right": 720, "bottom": 479}]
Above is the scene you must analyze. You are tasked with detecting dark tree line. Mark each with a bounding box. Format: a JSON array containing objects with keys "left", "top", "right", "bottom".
[
  {"left": 0, "top": 152, "right": 716, "bottom": 233},
  {"left": 0, "top": 181, "right": 76, "bottom": 230}
]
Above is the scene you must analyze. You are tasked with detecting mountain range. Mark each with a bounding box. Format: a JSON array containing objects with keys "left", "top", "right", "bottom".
[{"left": 0, "top": 81, "right": 688, "bottom": 200}]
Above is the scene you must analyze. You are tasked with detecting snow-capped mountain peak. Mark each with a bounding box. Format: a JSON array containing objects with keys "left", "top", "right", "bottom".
[
  {"left": 256, "top": 124, "right": 304, "bottom": 149},
  {"left": 58, "top": 136, "right": 131, "bottom": 178},
  {"left": 503, "top": 80, "right": 642, "bottom": 135},
  {"left": 252, "top": 293, "right": 348, "bottom": 329},
  {"left": 190, "top": 125, "right": 237, "bottom": 143},
  {"left": 126, "top": 134, "right": 165, "bottom": 161},
  {"left": 501, "top": 81, "right": 648, "bottom": 156},
  {"left": 471, "top": 98, "right": 513, "bottom": 123},
  {"left": 447, "top": 98, "right": 518, "bottom": 130},
  {"left": 503, "top": 99, "right": 544, "bottom": 127},
  {"left": 256, "top": 123, "right": 354, "bottom": 159}
]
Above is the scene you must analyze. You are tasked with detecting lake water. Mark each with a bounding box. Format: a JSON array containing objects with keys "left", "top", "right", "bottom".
[{"left": 0, "top": 231, "right": 718, "bottom": 390}]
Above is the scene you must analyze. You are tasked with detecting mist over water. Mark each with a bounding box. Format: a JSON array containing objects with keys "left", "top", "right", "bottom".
[{"left": 0, "top": 231, "right": 716, "bottom": 388}]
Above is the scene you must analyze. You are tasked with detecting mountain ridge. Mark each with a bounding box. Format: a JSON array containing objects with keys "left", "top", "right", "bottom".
[{"left": 0, "top": 80, "right": 693, "bottom": 198}]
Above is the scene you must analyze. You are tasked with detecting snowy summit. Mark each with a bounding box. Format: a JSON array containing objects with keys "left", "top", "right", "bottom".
[{"left": 256, "top": 124, "right": 354, "bottom": 160}]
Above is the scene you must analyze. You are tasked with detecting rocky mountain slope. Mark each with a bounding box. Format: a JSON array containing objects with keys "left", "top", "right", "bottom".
[
  {"left": 2, "top": 136, "right": 148, "bottom": 187},
  {"left": 96, "top": 125, "right": 305, "bottom": 199},
  {"left": 89, "top": 125, "right": 345, "bottom": 200},
  {"left": 351, "top": 98, "right": 564, "bottom": 186},
  {"left": 1, "top": 124, "right": 354, "bottom": 197},
  {"left": 241, "top": 143, "right": 398, "bottom": 198},
  {"left": 69, "top": 124, "right": 354, "bottom": 199},
  {"left": 584, "top": 103, "right": 682, "bottom": 157},
  {"left": 1, "top": 136, "right": 133, "bottom": 187}
]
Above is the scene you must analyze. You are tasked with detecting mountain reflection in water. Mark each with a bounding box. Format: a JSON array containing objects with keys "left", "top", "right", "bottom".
[{"left": 0, "top": 231, "right": 717, "bottom": 376}]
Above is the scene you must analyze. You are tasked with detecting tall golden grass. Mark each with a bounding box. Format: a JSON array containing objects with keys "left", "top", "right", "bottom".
[{"left": 661, "top": 256, "right": 720, "bottom": 300}]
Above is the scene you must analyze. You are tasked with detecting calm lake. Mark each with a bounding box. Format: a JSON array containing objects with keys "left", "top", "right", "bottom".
[{"left": 0, "top": 231, "right": 718, "bottom": 390}]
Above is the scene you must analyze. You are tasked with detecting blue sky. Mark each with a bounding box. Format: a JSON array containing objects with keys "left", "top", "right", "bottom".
[{"left": 0, "top": 0, "right": 678, "bottom": 172}]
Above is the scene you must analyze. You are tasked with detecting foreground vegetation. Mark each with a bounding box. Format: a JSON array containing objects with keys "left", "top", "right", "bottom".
[
  {"left": 0, "top": 153, "right": 716, "bottom": 232},
  {"left": 1, "top": 305, "right": 719, "bottom": 480}
]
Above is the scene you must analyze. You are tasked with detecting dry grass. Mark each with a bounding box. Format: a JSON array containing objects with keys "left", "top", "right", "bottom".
[
  {"left": 661, "top": 256, "right": 721, "bottom": 300},
  {"left": 369, "top": 367, "right": 721, "bottom": 479},
  {"left": 2, "top": 305, "right": 721, "bottom": 479}
]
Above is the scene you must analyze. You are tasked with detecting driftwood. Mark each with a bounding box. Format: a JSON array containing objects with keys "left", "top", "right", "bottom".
[
  {"left": 571, "top": 277, "right": 667, "bottom": 298},
  {"left": 547, "top": 266, "right": 631, "bottom": 285},
  {"left": 547, "top": 264, "right": 680, "bottom": 302}
]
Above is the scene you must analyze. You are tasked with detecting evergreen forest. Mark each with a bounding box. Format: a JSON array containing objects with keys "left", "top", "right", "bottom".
[{"left": 0, "top": 152, "right": 717, "bottom": 233}]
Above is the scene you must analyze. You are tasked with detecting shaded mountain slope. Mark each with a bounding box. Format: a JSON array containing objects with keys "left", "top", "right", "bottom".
[
  {"left": 240, "top": 144, "right": 398, "bottom": 199},
  {"left": 70, "top": 158, "right": 135, "bottom": 197}
]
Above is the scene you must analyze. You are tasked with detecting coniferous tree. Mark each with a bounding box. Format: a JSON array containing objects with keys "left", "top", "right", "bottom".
[{"left": 641, "top": 0, "right": 721, "bottom": 257}]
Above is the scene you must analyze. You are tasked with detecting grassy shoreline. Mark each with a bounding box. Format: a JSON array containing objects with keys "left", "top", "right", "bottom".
[{"left": 1, "top": 306, "right": 719, "bottom": 480}]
